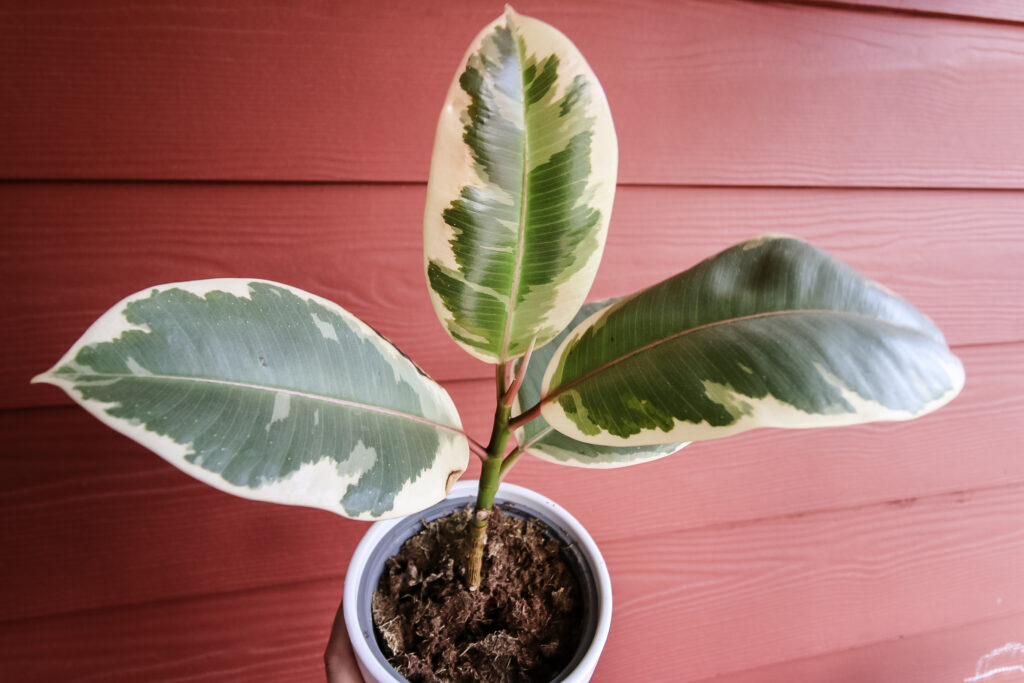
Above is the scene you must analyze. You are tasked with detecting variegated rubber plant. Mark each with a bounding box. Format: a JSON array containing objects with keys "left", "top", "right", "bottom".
[{"left": 35, "top": 8, "right": 964, "bottom": 593}]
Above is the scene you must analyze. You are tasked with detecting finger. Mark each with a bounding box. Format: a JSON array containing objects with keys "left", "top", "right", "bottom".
[{"left": 324, "top": 597, "right": 364, "bottom": 683}]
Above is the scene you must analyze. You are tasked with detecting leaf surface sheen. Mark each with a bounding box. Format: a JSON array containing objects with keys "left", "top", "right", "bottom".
[
  {"left": 425, "top": 8, "right": 617, "bottom": 363},
  {"left": 540, "top": 237, "right": 966, "bottom": 446},
  {"left": 34, "top": 280, "right": 468, "bottom": 520}
]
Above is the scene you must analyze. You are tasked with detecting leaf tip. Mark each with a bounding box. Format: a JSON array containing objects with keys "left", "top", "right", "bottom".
[
  {"left": 502, "top": 4, "right": 525, "bottom": 30},
  {"left": 741, "top": 233, "right": 799, "bottom": 251},
  {"left": 30, "top": 370, "right": 55, "bottom": 386}
]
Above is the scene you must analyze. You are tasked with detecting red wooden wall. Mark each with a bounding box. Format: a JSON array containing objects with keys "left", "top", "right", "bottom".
[{"left": 4, "top": 1, "right": 1023, "bottom": 681}]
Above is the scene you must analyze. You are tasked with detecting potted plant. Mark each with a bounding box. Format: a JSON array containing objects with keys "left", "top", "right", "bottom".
[{"left": 33, "top": 7, "right": 964, "bottom": 682}]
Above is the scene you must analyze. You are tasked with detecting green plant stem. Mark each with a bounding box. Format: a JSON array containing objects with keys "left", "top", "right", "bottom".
[
  {"left": 466, "top": 396, "right": 512, "bottom": 590},
  {"left": 465, "top": 349, "right": 542, "bottom": 589},
  {"left": 464, "top": 358, "right": 528, "bottom": 590}
]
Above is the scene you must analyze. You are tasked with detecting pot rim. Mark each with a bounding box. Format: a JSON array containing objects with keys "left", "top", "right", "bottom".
[{"left": 343, "top": 480, "right": 613, "bottom": 682}]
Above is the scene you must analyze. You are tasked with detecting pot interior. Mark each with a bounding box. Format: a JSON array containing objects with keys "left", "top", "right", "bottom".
[{"left": 354, "top": 490, "right": 601, "bottom": 681}]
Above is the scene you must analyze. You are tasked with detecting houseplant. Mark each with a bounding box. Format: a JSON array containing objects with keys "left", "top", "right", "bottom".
[{"left": 33, "top": 6, "right": 964, "bottom": 682}]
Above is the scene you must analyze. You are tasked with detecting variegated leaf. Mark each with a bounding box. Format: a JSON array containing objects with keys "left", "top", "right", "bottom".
[
  {"left": 540, "top": 236, "right": 965, "bottom": 446},
  {"left": 33, "top": 280, "right": 469, "bottom": 520},
  {"left": 515, "top": 298, "right": 688, "bottom": 467},
  {"left": 424, "top": 7, "right": 618, "bottom": 364}
]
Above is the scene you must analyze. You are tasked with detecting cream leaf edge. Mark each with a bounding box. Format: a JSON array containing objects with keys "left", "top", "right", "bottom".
[
  {"left": 423, "top": 7, "right": 618, "bottom": 364},
  {"left": 538, "top": 295, "right": 966, "bottom": 448},
  {"left": 32, "top": 278, "right": 469, "bottom": 520}
]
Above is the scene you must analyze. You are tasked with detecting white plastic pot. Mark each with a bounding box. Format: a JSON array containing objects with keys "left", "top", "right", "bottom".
[{"left": 343, "top": 481, "right": 613, "bottom": 682}]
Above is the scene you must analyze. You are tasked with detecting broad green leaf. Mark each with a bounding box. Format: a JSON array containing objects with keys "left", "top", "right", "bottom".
[
  {"left": 515, "top": 298, "right": 688, "bottom": 467},
  {"left": 33, "top": 280, "right": 469, "bottom": 520},
  {"left": 540, "top": 236, "right": 965, "bottom": 446},
  {"left": 424, "top": 7, "right": 618, "bottom": 364}
]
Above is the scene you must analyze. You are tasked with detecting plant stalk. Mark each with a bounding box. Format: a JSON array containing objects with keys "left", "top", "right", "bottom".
[
  {"left": 465, "top": 361, "right": 519, "bottom": 591},
  {"left": 466, "top": 402, "right": 511, "bottom": 590}
]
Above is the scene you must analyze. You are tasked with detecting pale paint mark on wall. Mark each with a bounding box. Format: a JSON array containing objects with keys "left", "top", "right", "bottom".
[{"left": 964, "top": 643, "right": 1024, "bottom": 682}]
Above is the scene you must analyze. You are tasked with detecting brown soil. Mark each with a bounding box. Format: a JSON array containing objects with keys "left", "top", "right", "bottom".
[{"left": 372, "top": 505, "right": 583, "bottom": 682}]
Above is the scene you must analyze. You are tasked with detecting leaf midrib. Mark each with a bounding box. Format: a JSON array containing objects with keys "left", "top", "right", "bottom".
[
  {"left": 62, "top": 370, "right": 466, "bottom": 437},
  {"left": 541, "top": 308, "right": 937, "bottom": 406},
  {"left": 499, "top": 23, "right": 531, "bottom": 362}
]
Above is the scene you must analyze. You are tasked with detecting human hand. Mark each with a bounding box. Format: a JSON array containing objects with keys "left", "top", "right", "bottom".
[{"left": 324, "top": 598, "right": 364, "bottom": 683}]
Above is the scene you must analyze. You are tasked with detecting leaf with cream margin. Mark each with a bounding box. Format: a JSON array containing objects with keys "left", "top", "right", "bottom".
[
  {"left": 424, "top": 7, "right": 617, "bottom": 363},
  {"left": 539, "top": 236, "right": 965, "bottom": 446},
  {"left": 515, "top": 298, "right": 688, "bottom": 467},
  {"left": 33, "top": 279, "right": 469, "bottom": 520}
]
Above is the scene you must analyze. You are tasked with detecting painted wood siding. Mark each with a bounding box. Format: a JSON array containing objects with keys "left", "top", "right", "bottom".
[{"left": 3, "top": 1, "right": 1022, "bottom": 681}]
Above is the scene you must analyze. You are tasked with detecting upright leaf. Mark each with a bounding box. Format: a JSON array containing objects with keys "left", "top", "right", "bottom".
[
  {"left": 33, "top": 280, "right": 469, "bottom": 520},
  {"left": 515, "top": 298, "right": 688, "bottom": 467},
  {"left": 424, "top": 7, "right": 618, "bottom": 363},
  {"left": 540, "top": 236, "right": 965, "bottom": 446}
]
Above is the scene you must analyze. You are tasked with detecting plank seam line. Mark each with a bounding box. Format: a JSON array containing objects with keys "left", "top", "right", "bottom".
[
  {"left": 425, "top": 339, "right": 1024, "bottom": 384},
  {"left": 0, "top": 571, "right": 344, "bottom": 627},
  {"left": 606, "top": 478, "right": 1024, "bottom": 545},
  {"left": 442, "top": 338, "right": 1024, "bottom": 384},
  {"left": 771, "top": 0, "right": 1024, "bottom": 27},
  {"left": 3, "top": 178, "right": 1024, "bottom": 192},
  {"left": 4, "top": 481, "right": 1023, "bottom": 627},
  {"left": 685, "top": 607, "right": 1024, "bottom": 683},
  {"left": 15, "top": 338, "right": 1023, "bottom": 414}
]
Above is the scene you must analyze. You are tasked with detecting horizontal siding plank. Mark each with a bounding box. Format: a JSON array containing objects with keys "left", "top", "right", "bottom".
[
  {"left": 692, "top": 610, "right": 1024, "bottom": 683},
  {"left": 2, "top": 484, "right": 1021, "bottom": 681},
  {"left": 2, "top": 0, "right": 1024, "bottom": 186},
  {"left": 0, "top": 578, "right": 341, "bottom": 682},
  {"left": 831, "top": 0, "right": 1024, "bottom": 24},
  {"left": 598, "top": 483, "right": 1024, "bottom": 681},
  {"left": 1, "top": 380, "right": 496, "bottom": 623},
  {"left": 10, "top": 183, "right": 1023, "bottom": 410},
  {"left": 4, "top": 343, "right": 1021, "bottom": 622}
]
